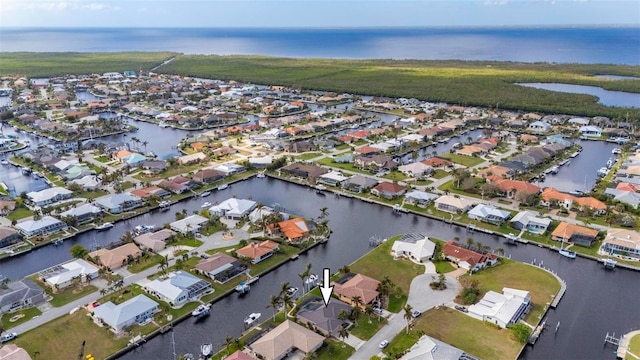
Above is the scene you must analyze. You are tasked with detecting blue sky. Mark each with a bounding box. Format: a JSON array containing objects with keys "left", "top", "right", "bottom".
[{"left": 1, "top": 0, "right": 638, "bottom": 28}]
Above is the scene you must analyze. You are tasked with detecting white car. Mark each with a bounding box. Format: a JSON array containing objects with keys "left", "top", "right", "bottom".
[
  {"left": 0, "top": 332, "right": 17, "bottom": 343},
  {"left": 379, "top": 340, "right": 389, "bottom": 349}
]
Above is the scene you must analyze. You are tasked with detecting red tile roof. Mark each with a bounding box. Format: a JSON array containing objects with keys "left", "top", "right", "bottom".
[{"left": 442, "top": 241, "right": 497, "bottom": 267}]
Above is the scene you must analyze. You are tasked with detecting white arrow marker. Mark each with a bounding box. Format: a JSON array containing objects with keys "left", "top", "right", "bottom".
[{"left": 320, "top": 268, "right": 333, "bottom": 307}]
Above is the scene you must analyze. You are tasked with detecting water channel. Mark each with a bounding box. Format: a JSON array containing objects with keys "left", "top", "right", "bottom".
[
  {"left": 0, "top": 178, "right": 636, "bottom": 359},
  {"left": 516, "top": 83, "right": 640, "bottom": 108}
]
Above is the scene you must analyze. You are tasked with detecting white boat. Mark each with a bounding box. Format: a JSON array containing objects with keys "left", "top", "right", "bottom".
[
  {"left": 21, "top": 167, "right": 31, "bottom": 175},
  {"left": 95, "top": 222, "right": 114, "bottom": 231},
  {"left": 200, "top": 191, "right": 211, "bottom": 197},
  {"left": 235, "top": 282, "right": 250, "bottom": 294},
  {"left": 559, "top": 249, "right": 576, "bottom": 259},
  {"left": 0, "top": 160, "right": 9, "bottom": 166},
  {"left": 612, "top": 148, "right": 622, "bottom": 154},
  {"left": 244, "top": 312, "right": 261, "bottom": 327},
  {"left": 597, "top": 167, "right": 609, "bottom": 177},
  {"left": 606, "top": 159, "right": 614, "bottom": 168},
  {"left": 191, "top": 303, "right": 211, "bottom": 317},
  {"left": 393, "top": 204, "right": 408, "bottom": 213},
  {"left": 548, "top": 166, "right": 559, "bottom": 175},
  {"left": 134, "top": 225, "right": 155, "bottom": 234},
  {"left": 315, "top": 184, "right": 327, "bottom": 192},
  {"left": 217, "top": 184, "right": 229, "bottom": 191},
  {"left": 286, "top": 287, "right": 299, "bottom": 297},
  {"left": 602, "top": 258, "right": 617, "bottom": 270},
  {"left": 158, "top": 201, "right": 171, "bottom": 210},
  {"left": 305, "top": 274, "right": 320, "bottom": 287},
  {"left": 505, "top": 233, "right": 519, "bottom": 244},
  {"left": 201, "top": 343, "right": 213, "bottom": 357},
  {"left": 159, "top": 122, "right": 168, "bottom": 128},
  {"left": 256, "top": 172, "right": 266, "bottom": 178},
  {"left": 201, "top": 202, "right": 212, "bottom": 208}
]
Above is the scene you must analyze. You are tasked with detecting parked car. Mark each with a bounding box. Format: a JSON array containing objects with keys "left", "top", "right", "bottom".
[
  {"left": 412, "top": 310, "right": 421, "bottom": 318},
  {"left": 0, "top": 332, "right": 17, "bottom": 343},
  {"left": 379, "top": 340, "right": 389, "bottom": 349},
  {"left": 455, "top": 305, "right": 468, "bottom": 313}
]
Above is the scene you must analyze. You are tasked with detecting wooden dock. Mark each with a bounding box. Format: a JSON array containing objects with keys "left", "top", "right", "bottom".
[
  {"left": 550, "top": 279, "right": 567, "bottom": 308},
  {"left": 528, "top": 319, "right": 547, "bottom": 344}
]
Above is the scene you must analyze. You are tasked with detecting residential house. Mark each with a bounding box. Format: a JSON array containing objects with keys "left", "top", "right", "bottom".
[
  {"left": 236, "top": 240, "right": 280, "bottom": 264},
  {"left": 579, "top": 125, "right": 602, "bottom": 137},
  {"left": 88, "top": 243, "right": 143, "bottom": 270},
  {"left": 226, "top": 350, "right": 258, "bottom": 360},
  {"left": 467, "top": 204, "right": 512, "bottom": 224},
  {"left": 95, "top": 193, "right": 142, "bottom": 214},
  {"left": 467, "top": 288, "right": 531, "bottom": 328},
  {"left": 341, "top": 175, "right": 378, "bottom": 193},
  {"left": 0, "top": 200, "right": 16, "bottom": 215},
  {"left": 92, "top": 294, "right": 159, "bottom": 333},
  {"left": 248, "top": 155, "right": 273, "bottom": 168},
  {"left": 26, "top": 187, "right": 73, "bottom": 207},
  {"left": 551, "top": 222, "right": 599, "bottom": 247},
  {"left": 442, "top": 241, "right": 498, "bottom": 272},
  {"left": 209, "top": 198, "right": 257, "bottom": 220},
  {"left": 170, "top": 215, "right": 208, "bottom": 234},
  {"left": 250, "top": 320, "right": 324, "bottom": 360},
  {"left": 354, "top": 146, "right": 380, "bottom": 156},
  {"left": 280, "top": 162, "right": 329, "bottom": 180},
  {"left": 70, "top": 175, "right": 101, "bottom": 191},
  {"left": 59, "top": 203, "right": 102, "bottom": 225},
  {"left": 434, "top": 195, "right": 476, "bottom": 214},
  {"left": 403, "top": 190, "right": 438, "bottom": 207},
  {"left": 371, "top": 182, "right": 407, "bottom": 199},
  {"left": 354, "top": 155, "right": 397, "bottom": 171},
  {"left": 134, "top": 229, "right": 175, "bottom": 252},
  {"left": 390, "top": 233, "right": 435, "bottom": 263},
  {"left": 40, "top": 259, "right": 99, "bottom": 289},
  {"left": 130, "top": 186, "right": 171, "bottom": 200},
  {"left": 0, "top": 227, "right": 22, "bottom": 248},
  {"left": 193, "top": 169, "right": 225, "bottom": 184},
  {"left": 478, "top": 165, "right": 514, "bottom": 180},
  {"left": 402, "top": 335, "right": 468, "bottom": 360},
  {"left": 421, "top": 157, "right": 453, "bottom": 168},
  {"left": 486, "top": 176, "right": 540, "bottom": 199},
  {"left": 600, "top": 228, "right": 640, "bottom": 260},
  {"left": 159, "top": 176, "right": 198, "bottom": 194},
  {"left": 317, "top": 171, "right": 351, "bottom": 187},
  {"left": 296, "top": 297, "right": 353, "bottom": 336},
  {"left": 177, "top": 152, "right": 207, "bottom": 165},
  {"left": 0, "top": 278, "right": 45, "bottom": 313},
  {"left": 214, "top": 163, "right": 246, "bottom": 176},
  {"left": 195, "top": 253, "right": 247, "bottom": 283},
  {"left": 510, "top": 211, "right": 551, "bottom": 235},
  {"left": 573, "top": 196, "right": 608, "bottom": 215},
  {"left": 539, "top": 188, "right": 575, "bottom": 209},
  {"left": 398, "top": 162, "right": 433, "bottom": 179},
  {"left": 270, "top": 218, "right": 310, "bottom": 243},
  {"left": 603, "top": 189, "right": 640, "bottom": 209},
  {"left": 15, "top": 216, "right": 67, "bottom": 237},
  {"left": 141, "top": 160, "right": 168, "bottom": 173},
  {"left": 332, "top": 273, "right": 380, "bottom": 307},
  {"left": 144, "top": 271, "right": 212, "bottom": 307},
  {"left": 528, "top": 121, "right": 552, "bottom": 133}
]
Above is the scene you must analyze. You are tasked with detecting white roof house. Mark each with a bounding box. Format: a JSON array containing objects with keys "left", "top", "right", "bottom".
[
  {"left": 467, "top": 287, "right": 531, "bottom": 328},
  {"left": 391, "top": 233, "right": 435, "bottom": 263},
  {"left": 579, "top": 125, "right": 602, "bottom": 137},
  {"left": 398, "top": 162, "right": 433, "bottom": 178},
  {"left": 93, "top": 294, "right": 159, "bottom": 333},
  {"left": 404, "top": 190, "right": 439, "bottom": 206},
  {"left": 510, "top": 211, "right": 551, "bottom": 235},
  {"left": 248, "top": 155, "right": 273, "bottom": 167},
  {"left": 248, "top": 206, "right": 289, "bottom": 223},
  {"left": 144, "top": 271, "right": 212, "bottom": 307},
  {"left": 15, "top": 216, "right": 67, "bottom": 237},
  {"left": 70, "top": 175, "right": 100, "bottom": 190},
  {"left": 402, "top": 335, "right": 466, "bottom": 360},
  {"left": 317, "top": 171, "right": 351, "bottom": 186},
  {"left": 41, "top": 259, "right": 99, "bottom": 289},
  {"left": 27, "top": 187, "right": 73, "bottom": 206},
  {"left": 434, "top": 195, "right": 476, "bottom": 214},
  {"left": 214, "top": 163, "right": 245, "bottom": 175},
  {"left": 170, "top": 214, "right": 208, "bottom": 234},
  {"left": 60, "top": 203, "right": 102, "bottom": 221},
  {"left": 400, "top": 134, "right": 424, "bottom": 142},
  {"left": 467, "top": 204, "right": 512, "bottom": 224},
  {"left": 209, "top": 198, "right": 256, "bottom": 220},
  {"left": 94, "top": 193, "right": 142, "bottom": 214}
]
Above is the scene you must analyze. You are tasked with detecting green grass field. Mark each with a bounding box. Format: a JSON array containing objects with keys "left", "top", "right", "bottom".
[
  {"left": 439, "top": 153, "right": 485, "bottom": 167},
  {"left": 626, "top": 334, "right": 640, "bottom": 360},
  {"left": 1, "top": 307, "right": 42, "bottom": 330},
  {"left": 316, "top": 339, "right": 355, "bottom": 360}
]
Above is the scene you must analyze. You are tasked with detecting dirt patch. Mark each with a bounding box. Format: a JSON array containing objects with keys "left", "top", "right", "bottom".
[
  {"left": 9, "top": 314, "right": 25, "bottom": 322},
  {"left": 222, "top": 232, "right": 235, "bottom": 240}
]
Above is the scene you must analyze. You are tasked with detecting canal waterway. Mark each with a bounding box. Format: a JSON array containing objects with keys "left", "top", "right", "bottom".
[
  {"left": 516, "top": 83, "right": 640, "bottom": 108},
  {"left": 0, "top": 177, "right": 633, "bottom": 359}
]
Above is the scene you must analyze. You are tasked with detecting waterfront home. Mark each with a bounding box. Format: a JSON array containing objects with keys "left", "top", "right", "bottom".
[
  {"left": 92, "top": 294, "right": 159, "bottom": 333},
  {"left": 15, "top": 216, "right": 67, "bottom": 237},
  {"left": 371, "top": 182, "right": 407, "bottom": 199},
  {"left": 467, "top": 288, "right": 531, "bottom": 329},
  {"left": 158, "top": 178, "right": 190, "bottom": 194},
  {"left": 130, "top": 186, "right": 171, "bottom": 200},
  {"left": 520, "top": 134, "right": 539, "bottom": 144},
  {"left": 354, "top": 145, "right": 380, "bottom": 156},
  {"left": 280, "top": 162, "right": 329, "bottom": 180},
  {"left": 403, "top": 335, "right": 468, "bottom": 360},
  {"left": 568, "top": 117, "right": 590, "bottom": 126},
  {"left": 250, "top": 320, "right": 324, "bottom": 360},
  {"left": 341, "top": 175, "right": 378, "bottom": 193},
  {"left": 403, "top": 190, "right": 438, "bottom": 207},
  {"left": 26, "top": 187, "right": 73, "bottom": 207},
  {"left": 141, "top": 160, "right": 168, "bottom": 173},
  {"left": 144, "top": 271, "right": 212, "bottom": 307},
  {"left": 354, "top": 155, "right": 397, "bottom": 171},
  {"left": 170, "top": 215, "right": 208, "bottom": 234},
  {"left": 603, "top": 188, "right": 640, "bottom": 209},
  {"left": 193, "top": 169, "right": 225, "bottom": 184},
  {"left": 418, "top": 125, "right": 453, "bottom": 139},
  {"left": 467, "top": 204, "right": 512, "bottom": 224},
  {"left": 247, "top": 155, "right": 273, "bottom": 168},
  {"left": 296, "top": 297, "right": 353, "bottom": 336},
  {"left": 551, "top": 222, "right": 599, "bottom": 247},
  {"left": 88, "top": 243, "right": 142, "bottom": 270},
  {"left": 236, "top": 240, "right": 280, "bottom": 264},
  {"left": 214, "top": 163, "right": 246, "bottom": 176},
  {"left": 539, "top": 188, "right": 575, "bottom": 210},
  {"left": 0, "top": 227, "right": 22, "bottom": 248},
  {"left": 332, "top": 273, "right": 380, "bottom": 308},
  {"left": 40, "top": 259, "right": 99, "bottom": 289},
  {"left": 134, "top": 229, "right": 175, "bottom": 252},
  {"left": 478, "top": 165, "right": 514, "bottom": 180},
  {"left": 0, "top": 278, "right": 45, "bottom": 313},
  {"left": 434, "top": 195, "right": 476, "bottom": 214},
  {"left": 317, "top": 171, "right": 351, "bottom": 187},
  {"left": 546, "top": 134, "right": 573, "bottom": 147},
  {"left": 600, "top": 228, "right": 640, "bottom": 260},
  {"left": 177, "top": 152, "right": 207, "bottom": 166},
  {"left": 390, "top": 233, "right": 435, "bottom": 263},
  {"left": 528, "top": 121, "right": 552, "bottom": 134},
  {"left": 195, "top": 253, "right": 247, "bottom": 283},
  {"left": 510, "top": 211, "right": 551, "bottom": 235},
  {"left": 421, "top": 156, "right": 453, "bottom": 168},
  {"left": 70, "top": 175, "right": 101, "bottom": 191},
  {"left": 269, "top": 218, "right": 310, "bottom": 243},
  {"left": 486, "top": 176, "right": 540, "bottom": 199},
  {"left": 95, "top": 193, "right": 142, "bottom": 214},
  {"left": 573, "top": 196, "right": 607, "bottom": 215},
  {"left": 442, "top": 241, "right": 498, "bottom": 272},
  {"left": 398, "top": 162, "right": 433, "bottom": 179},
  {"left": 226, "top": 350, "right": 258, "bottom": 360},
  {"left": 579, "top": 125, "right": 602, "bottom": 137},
  {"left": 59, "top": 203, "right": 102, "bottom": 225},
  {"left": 209, "top": 198, "right": 257, "bottom": 220}
]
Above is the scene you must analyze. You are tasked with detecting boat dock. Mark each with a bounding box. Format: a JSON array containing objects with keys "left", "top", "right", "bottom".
[
  {"left": 528, "top": 319, "right": 547, "bottom": 344},
  {"left": 615, "top": 330, "right": 640, "bottom": 359},
  {"left": 550, "top": 278, "right": 567, "bottom": 308}
]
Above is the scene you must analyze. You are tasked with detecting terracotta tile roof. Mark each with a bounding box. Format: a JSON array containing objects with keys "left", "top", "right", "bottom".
[
  {"left": 333, "top": 273, "right": 380, "bottom": 305},
  {"left": 236, "top": 240, "right": 279, "bottom": 260},
  {"left": 541, "top": 188, "right": 574, "bottom": 202},
  {"left": 551, "top": 222, "right": 599, "bottom": 241},
  {"left": 421, "top": 157, "right": 452, "bottom": 167},
  {"left": 574, "top": 196, "right": 607, "bottom": 210},
  {"left": 373, "top": 182, "right": 406, "bottom": 194},
  {"left": 354, "top": 145, "right": 380, "bottom": 155},
  {"left": 88, "top": 243, "right": 142, "bottom": 270},
  {"left": 616, "top": 182, "right": 640, "bottom": 192},
  {"left": 277, "top": 218, "right": 309, "bottom": 241},
  {"left": 442, "top": 241, "right": 497, "bottom": 267},
  {"left": 488, "top": 176, "right": 540, "bottom": 194}
]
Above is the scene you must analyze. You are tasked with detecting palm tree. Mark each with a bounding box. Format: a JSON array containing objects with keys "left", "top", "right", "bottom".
[
  {"left": 403, "top": 304, "right": 414, "bottom": 334},
  {"left": 466, "top": 237, "right": 474, "bottom": 249},
  {"left": 494, "top": 247, "right": 505, "bottom": 257},
  {"left": 338, "top": 328, "right": 349, "bottom": 348},
  {"left": 364, "top": 304, "right": 375, "bottom": 324},
  {"left": 279, "top": 281, "right": 291, "bottom": 298},
  {"left": 142, "top": 140, "right": 148, "bottom": 153},
  {"left": 298, "top": 272, "right": 307, "bottom": 294},
  {"left": 99, "top": 288, "right": 107, "bottom": 296},
  {"left": 158, "top": 255, "right": 169, "bottom": 275},
  {"left": 224, "top": 335, "right": 234, "bottom": 355},
  {"left": 280, "top": 292, "right": 294, "bottom": 317},
  {"left": 266, "top": 294, "right": 281, "bottom": 321},
  {"left": 351, "top": 295, "right": 363, "bottom": 310},
  {"left": 339, "top": 265, "right": 350, "bottom": 274}
]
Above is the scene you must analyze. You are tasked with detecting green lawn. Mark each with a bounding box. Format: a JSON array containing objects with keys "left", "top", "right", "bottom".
[
  {"left": 2, "top": 307, "right": 42, "bottom": 329},
  {"left": 6, "top": 207, "right": 33, "bottom": 220},
  {"left": 440, "top": 153, "right": 485, "bottom": 167},
  {"left": 249, "top": 244, "right": 300, "bottom": 276},
  {"left": 172, "top": 238, "right": 204, "bottom": 247},
  {"left": 316, "top": 157, "right": 370, "bottom": 175},
  {"left": 47, "top": 284, "right": 98, "bottom": 307},
  {"left": 295, "top": 152, "right": 323, "bottom": 160},
  {"left": 382, "top": 171, "right": 407, "bottom": 182},
  {"left": 431, "top": 169, "right": 450, "bottom": 179},
  {"left": 316, "top": 339, "right": 355, "bottom": 360},
  {"left": 95, "top": 155, "right": 111, "bottom": 163},
  {"left": 127, "top": 254, "right": 164, "bottom": 273},
  {"left": 387, "top": 294, "right": 408, "bottom": 313},
  {"left": 459, "top": 259, "right": 561, "bottom": 325},
  {"left": 74, "top": 189, "right": 109, "bottom": 200},
  {"left": 434, "top": 260, "right": 457, "bottom": 274},
  {"left": 626, "top": 334, "right": 640, "bottom": 360},
  {"left": 349, "top": 315, "right": 388, "bottom": 340}
]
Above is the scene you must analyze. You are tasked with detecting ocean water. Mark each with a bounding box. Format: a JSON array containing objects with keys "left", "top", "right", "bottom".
[{"left": 1, "top": 27, "right": 639, "bottom": 64}]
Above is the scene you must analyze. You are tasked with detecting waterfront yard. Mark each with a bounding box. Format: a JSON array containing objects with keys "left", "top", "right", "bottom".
[
  {"left": 316, "top": 339, "right": 355, "bottom": 360},
  {"left": 316, "top": 157, "right": 370, "bottom": 175},
  {"left": 439, "top": 153, "right": 485, "bottom": 167},
  {"left": 1, "top": 307, "right": 42, "bottom": 330},
  {"left": 627, "top": 334, "right": 640, "bottom": 360},
  {"left": 127, "top": 253, "right": 164, "bottom": 273}
]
